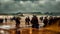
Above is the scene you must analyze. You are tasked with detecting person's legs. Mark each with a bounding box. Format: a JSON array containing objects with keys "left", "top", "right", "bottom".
[
  {"left": 32, "top": 24, "right": 39, "bottom": 29},
  {"left": 28, "top": 22, "right": 30, "bottom": 25},
  {"left": 44, "top": 23, "right": 47, "bottom": 27},
  {"left": 35, "top": 24, "right": 39, "bottom": 29},
  {"left": 16, "top": 23, "right": 20, "bottom": 28}
]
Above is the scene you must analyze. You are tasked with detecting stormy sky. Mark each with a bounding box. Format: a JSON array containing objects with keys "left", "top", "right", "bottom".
[{"left": 0, "top": 0, "right": 60, "bottom": 13}]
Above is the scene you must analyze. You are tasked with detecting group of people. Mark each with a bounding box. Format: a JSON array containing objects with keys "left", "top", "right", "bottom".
[
  {"left": 43, "top": 16, "right": 60, "bottom": 27},
  {"left": 12, "top": 15, "right": 60, "bottom": 29},
  {"left": 0, "top": 18, "right": 7, "bottom": 24},
  {"left": 24, "top": 15, "right": 39, "bottom": 29},
  {"left": 12, "top": 15, "right": 39, "bottom": 29},
  {"left": 0, "top": 15, "right": 60, "bottom": 29},
  {"left": 0, "top": 15, "right": 60, "bottom": 34},
  {"left": 25, "top": 15, "right": 60, "bottom": 28}
]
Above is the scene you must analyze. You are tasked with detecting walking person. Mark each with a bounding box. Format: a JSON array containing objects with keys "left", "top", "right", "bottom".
[
  {"left": 0, "top": 18, "right": 3, "bottom": 23},
  {"left": 48, "top": 16, "right": 53, "bottom": 25},
  {"left": 31, "top": 15, "right": 39, "bottom": 29},
  {"left": 13, "top": 16, "right": 21, "bottom": 28},
  {"left": 25, "top": 16, "right": 30, "bottom": 25},
  {"left": 5, "top": 18, "right": 7, "bottom": 22},
  {"left": 43, "top": 17, "right": 48, "bottom": 27},
  {"left": 12, "top": 16, "right": 21, "bottom": 34},
  {"left": 40, "top": 16, "right": 43, "bottom": 21}
]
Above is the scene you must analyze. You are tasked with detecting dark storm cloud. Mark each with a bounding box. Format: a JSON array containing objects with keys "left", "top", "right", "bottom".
[
  {"left": 14, "top": 0, "right": 39, "bottom": 1},
  {"left": 0, "top": 0, "right": 60, "bottom": 13}
]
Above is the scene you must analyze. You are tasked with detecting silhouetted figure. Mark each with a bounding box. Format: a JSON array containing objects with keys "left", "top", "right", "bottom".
[
  {"left": 12, "top": 16, "right": 21, "bottom": 34},
  {"left": 16, "top": 17, "right": 21, "bottom": 28},
  {"left": 0, "top": 18, "right": 3, "bottom": 23},
  {"left": 13, "top": 16, "right": 16, "bottom": 20},
  {"left": 13, "top": 16, "right": 21, "bottom": 28},
  {"left": 48, "top": 16, "right": 53, "bottom": 25},
  {"left": 11, "top": 16, "right": 15, "bottom": 22},
  {"left": 31, "top": 15, "right": 39, "bottom": 29},
  {"left": 58, "top": 18, "right": 60, "bottom": 26},
  {"left": 40, "top": 16, "right": 43, "bottom": 21},
  {"left": 43, "top": 17, "right": 48, "bottom": 27},
  {"left": 53, "top": 17, "right": 57, "bottom": 23},
  {"left": 25, "top": 16, "right": 30, "bottom": 25},
  {"left": 5, "top": 18, "right": 7, "bottom": 22}
]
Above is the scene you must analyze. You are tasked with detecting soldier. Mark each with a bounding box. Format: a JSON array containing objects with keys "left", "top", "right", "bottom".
[
  {"left": 5, "top": 18, "right": 7, "bottom": 22},
  {"left": 40, "top": 16, "right": 43, "bottom": 21},
  {"left": 25, "top": 16, "right": 30, "bottom": 25},
  {"left": 0, "top": 18, "right": 3, "bottom": 23},
  {"left": 43, "top": 17, "right": 48, "bottom": 27},
  {"left": 16, "top": 17, "right": 21, "bottom": 28},
  {"left": 48, "top": 16, "right": 53, "bottom": 25},
  {"left": 13, "top": 16, "right": 21, "bottom": 28},
  {"left": 31, "top": 15, "right": 39, "bottom": 29}
]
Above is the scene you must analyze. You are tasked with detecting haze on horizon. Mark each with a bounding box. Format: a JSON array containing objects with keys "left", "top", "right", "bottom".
[{"left": 0, "top": 0, "right": 60, "bottom": 14}]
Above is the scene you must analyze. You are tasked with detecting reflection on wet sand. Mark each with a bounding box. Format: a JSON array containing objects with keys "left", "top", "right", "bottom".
[{"left": 0, "top": 27, "right": 60, "bottom": 34}]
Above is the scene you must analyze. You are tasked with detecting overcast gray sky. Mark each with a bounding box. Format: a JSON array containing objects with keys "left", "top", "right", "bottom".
[{"left": 0, "top": 0, "right": 60, "bottom": 13}]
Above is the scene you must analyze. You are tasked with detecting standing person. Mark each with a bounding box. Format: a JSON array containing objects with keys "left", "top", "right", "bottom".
[
  {"left": 58, "top": 17, "right": 60, "bottom": 26},
  {"left": 0, "top": 18, "right": 3, "bottom": 23},
  {"left": 13, "top": 16, "right": 21, "bottom": 28},
  {"left": 48, "top": 16, "right": 53, "bottom": 25},
  {"left": 25, "top": 16, "right": 30, "bottom": 25},
  {"left": 16, "top": 17, "right": 21, "bottom": 28},
  {"left": 43, "top": 17, "right": 48, "bottom": 27},
  {"left": 12, "top": 16, "right": 21, "bottom": 34},
  {"left": 31, "top": 15, "right": 39, "bottom": 29},
  {"left": 5, "top": 18, "right": 7, "bottom": 22},
  {"left": 40, "top": 16, "right": 43, "bottom": 21}
]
